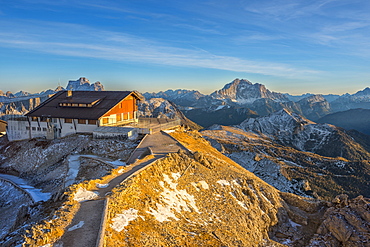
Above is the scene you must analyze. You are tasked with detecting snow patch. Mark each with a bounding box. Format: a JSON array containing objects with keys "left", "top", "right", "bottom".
[
  {"left": 191, "top": 181, "right": 209, "bottom": 190},
  {"left": 111, "top": 208, "right": 141, "bottom": 232},
  {"left": 96, "top": 183, "right": 109, "bottom": 188},
  {"left": 228, "top": 191, "right": 248, "bottom": 210},
  {"left": 215, "top": 105, "right": 226, "bottom": 111},
  {"left": 198, "top": 181, "right": 209, "bottom": 190},
  {"left": 147, "top": 173, "right": 199, "bottom": 222},
  {"left": 164, "top": 130, "right": 176, "bottom": 133},
  {"left": 232, "top": 180, "right": 241, "bottom": 187},
  {"left": 68, "top": 221, "right": 84, "bottom": 231},
  {"left": 109, "top": 159, "right": 127, "bottom": 167},
  {"left": 74, "top": 187, "right": 99, "bottom": 202},
  {"left": 0, "top": 174, "right": 51, "bottom": 202},
  {"left": 65, "top": 155, "right": 82, "bottom": 187},
  {"left": 217, "top": 180, "right": 230, "bottom": 186},
  {"left": 260, "top": 193, "right": 272, "bottom": 204},
  {"left": 172, "top": 172, "right": 181, "bottom": 180},
  {"left": 237, "top": 200, "right": 249, "bottom": 210},
  {"left": 289, "top": 219, "right": 302, "bottom": 228},
  {"left": 191, "top": 182, "right": 199, "bottom": 191}
]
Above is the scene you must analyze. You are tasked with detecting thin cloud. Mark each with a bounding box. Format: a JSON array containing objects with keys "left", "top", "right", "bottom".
[{"left": 0, "top": 20, "right": 319, "bottom": 78}]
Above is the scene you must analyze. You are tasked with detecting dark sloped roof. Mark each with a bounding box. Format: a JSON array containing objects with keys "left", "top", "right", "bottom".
[{"left": 26, "top": 91, "right": 140, "bottom": 119}]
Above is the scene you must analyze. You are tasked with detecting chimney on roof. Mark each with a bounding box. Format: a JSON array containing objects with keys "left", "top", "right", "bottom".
[{"left": 67, "top": 90, "right": 72, "bottom": 98}]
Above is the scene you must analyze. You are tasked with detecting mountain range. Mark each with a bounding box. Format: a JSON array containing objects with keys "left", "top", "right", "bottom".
[
  {"left": 144, "top": 79, "right": 370, "bottom": 133},
  {"left": 2, "top": 77, "right": 370, "bottom": 135},
  {"left": 1, "top": 78, "right": 370, "bottom": 246}
]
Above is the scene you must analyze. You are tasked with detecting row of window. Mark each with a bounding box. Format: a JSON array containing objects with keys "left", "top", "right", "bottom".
[
  {"left": 26, "top": 127, "right": 47, "bottom": 131},
  {"left": 30, "top": 118, "right": 97, "bottom": 125},
  {"left": 59, "top": 103, "right": 94, "bottom": 107},
  {"left": 31, "top": 117, "right": 49, "bottom": 122},
  {"left": 64, "top": 119, "right": 97, "bottom": 125}
]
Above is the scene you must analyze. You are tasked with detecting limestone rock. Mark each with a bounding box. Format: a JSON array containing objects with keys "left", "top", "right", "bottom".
[{"left": 309, "top": 196, "right": 370, "bottom": 246}]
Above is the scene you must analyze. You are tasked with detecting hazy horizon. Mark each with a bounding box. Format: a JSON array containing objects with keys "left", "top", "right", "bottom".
[
  {"left": 0, "top": 77, "right": 368, "bottom": 97},
  {"left": 1, "top": 1, "right": 370, "bottom": 95}
]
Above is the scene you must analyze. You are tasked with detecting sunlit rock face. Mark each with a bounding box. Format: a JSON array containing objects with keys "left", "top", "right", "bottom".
[
  {"left": 211, "top": 78, "right": 289, "bottom": 104},
  {"left": 104, "top": 130, "right": 370, "bottom": 246}
]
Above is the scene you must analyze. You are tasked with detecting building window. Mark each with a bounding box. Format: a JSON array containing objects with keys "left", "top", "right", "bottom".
[
  {"left": 88, "top": 120, "right": 97, "bottom": 125},
  {"left": 102, "top": 118, "right": 109, "bottom": 124},
  {"left": 117, "top": 114, "right": 122, "bottom": 122},
  {"left": 26, "top": 127, "right": 30, "bottom": 130},
  {"left": 65, "top": 118, "right": 73, "bottom": 123},
  {"left": 32, "top": 117, "right": 38, "bottom": 121},
  {"left": 78, "top": 119, "right": 86, "bottom": 124},
  {"left": 37, "top": 127, "right": 41, "bottom": 131},
  {"left": 32, "top": 127, "right": 36, "bottom": 131},
  {"left": 42, "top": 128, "right": 47, "bottom": 131}
]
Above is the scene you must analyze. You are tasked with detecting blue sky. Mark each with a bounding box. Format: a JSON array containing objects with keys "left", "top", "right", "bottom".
[{"left": 1, "top": 0, "right": 370, "bottom": 95}]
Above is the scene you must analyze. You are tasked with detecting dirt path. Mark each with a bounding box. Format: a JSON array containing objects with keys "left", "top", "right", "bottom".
[{"left": 55, "top": 131, "right": 186, "bottom": 247}]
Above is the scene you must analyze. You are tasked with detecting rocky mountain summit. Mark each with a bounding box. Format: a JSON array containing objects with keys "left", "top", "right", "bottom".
[
  {"left": 143, "top": 89, "right": 205, "bottom": 107},
  {"left": 296, "top": 95, "right": 331, "bottom": 121},
  {"left": 66, "top": 77, "right": 105, "bottom": 91},
  {"left": 211, "top": 78, "right": 289, "bottom": 104}
]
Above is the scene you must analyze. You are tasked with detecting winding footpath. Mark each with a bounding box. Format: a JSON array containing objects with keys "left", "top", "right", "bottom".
[{"left": 55, "top": 131, "right": 186, "bottom": 247}]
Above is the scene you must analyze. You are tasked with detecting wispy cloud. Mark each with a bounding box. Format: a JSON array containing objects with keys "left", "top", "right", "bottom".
[
  {"left": 0, "top": 20, "right": 318, "bottom": 78},
  {"left": 243, "top": 0, "right": 336, "bottom": 21}
]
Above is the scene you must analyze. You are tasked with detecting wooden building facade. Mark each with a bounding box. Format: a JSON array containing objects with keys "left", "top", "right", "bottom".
[{"left": 6, "top": 90, "right": 142, "bottom": 141}]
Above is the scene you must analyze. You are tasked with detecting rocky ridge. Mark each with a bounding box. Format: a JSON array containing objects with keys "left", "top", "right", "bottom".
[
  {"left": 0, "top": 134, "right": 139, "bottom": 245},
  {"left": 296, "top": 95, "right": 331, "bottom": 121},
  {"left": 138, "top": 97, "right": 202, "bottom": 130},
  {"left": 102, "top": 129, "right": 370, "bottom": 246},
  {"left": 330, "top": 87, "right": 370, "bottom": 112},
  {"left": 239, "top": 109, "right": 370, "bottom": 160},
  {"left": 0, "top": 125, "right": 368, "bottom": 246},
  {"left": 202, "top": 124, "right": 370, "bottom": 200}
]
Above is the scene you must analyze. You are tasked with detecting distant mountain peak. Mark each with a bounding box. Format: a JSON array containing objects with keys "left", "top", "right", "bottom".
[
  {"left": 66, "top": 77, "right": 104, "bottom": 91},
  {"left": 210, "top": 78, "right": 288, "bottom": 104},
  {"left": 298, "top": 94, "right": 325, "bottom": 103},
  {"left": 354, "top": 87, "right": 370, "bottom": 96}
]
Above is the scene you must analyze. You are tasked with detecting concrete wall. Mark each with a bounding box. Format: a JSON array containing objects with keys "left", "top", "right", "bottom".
[
  {"left": 6, "top": 120, "right": 30, "bottom": 141},
  {"left": 93, "top": 127, "right": 138, "bottom": 140},
  {"left": 60, "top": 119, "right": 98, "bottom": 137},
  {"left": 7, "top": 117, "right": 100, "bottom": 141}
]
